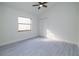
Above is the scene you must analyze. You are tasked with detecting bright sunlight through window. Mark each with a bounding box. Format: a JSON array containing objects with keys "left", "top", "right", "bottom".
[{"left": 18, "top": 17, "right": 31, "bottom": 32}]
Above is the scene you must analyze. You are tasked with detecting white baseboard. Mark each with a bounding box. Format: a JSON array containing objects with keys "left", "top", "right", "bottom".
[
  {"left": 42, "top": 36, "right": 78, "bottom": 45},
  {"left": 0, "top": 36, "right": 78, "bottom": 47},
  {"left": 0, "top": 36, "right": 39, "bottom": 47}
]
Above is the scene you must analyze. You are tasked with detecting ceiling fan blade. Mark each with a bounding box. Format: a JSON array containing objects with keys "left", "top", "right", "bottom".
[
  {"left": 43, "top": 2, "right": 48, "bottom": 4},
  {"left": 32, "top": 5, "right": 39, "bottom": 6},
  {"left": 43, "top": 5, "right": 47, "bottom": 8},
  {"left": 38, "top": 2, "right": 42, "bottom": 4},
  {"left": 38, "top": 7, "right": 41, "bottom": 9}
]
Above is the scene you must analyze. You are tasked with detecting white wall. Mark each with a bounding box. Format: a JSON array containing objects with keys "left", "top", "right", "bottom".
[
  {"left": 39, "top": 3, "right": 78, "bottom": 44},
  {"left": 0, "top": 2, "right": 79, "bottom": 46},
  {"left": 0, "top": 5, "right": 4, "bottom": 42},
  {"left": 0, "top": 5, "right": 39, "bottom": 46},
  {"left": 77, "top": 3, "right": 79, "bottom": 46}
]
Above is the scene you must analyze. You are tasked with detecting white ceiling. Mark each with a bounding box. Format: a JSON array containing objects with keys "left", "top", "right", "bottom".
[{"left": 0, "top": 2, "right": 56, "bottom": 15}]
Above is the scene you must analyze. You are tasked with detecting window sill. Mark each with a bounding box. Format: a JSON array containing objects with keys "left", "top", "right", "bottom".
[{"left": 18, "top": 30, "right": 31, "bottom": 32}]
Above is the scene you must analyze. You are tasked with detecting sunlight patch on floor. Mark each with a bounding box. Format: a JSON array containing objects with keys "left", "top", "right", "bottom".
[
  {"left": 45, "top": 29, "right": 62, "bottom": 41},
  {"left": 39, "top": 29, "right": 75, "bottom": 45}
]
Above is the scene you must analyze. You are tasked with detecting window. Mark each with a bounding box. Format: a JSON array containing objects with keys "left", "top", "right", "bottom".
[{"left": 18, "top": 17, "right": 31, "bottom": 32}]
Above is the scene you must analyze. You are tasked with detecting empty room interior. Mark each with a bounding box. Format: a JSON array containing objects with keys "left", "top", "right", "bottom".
[{"left": 0, "top": 2, "right": 79, "bottom": 56}]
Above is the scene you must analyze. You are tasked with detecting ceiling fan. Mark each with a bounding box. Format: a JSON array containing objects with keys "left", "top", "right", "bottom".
[{"left": 32, "top": 2, "right": 48, "bottom": 10}]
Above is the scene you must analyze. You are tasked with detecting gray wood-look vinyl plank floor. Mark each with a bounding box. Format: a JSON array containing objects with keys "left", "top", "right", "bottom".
[{"left": 0, "top": 37, "right": 78, "bottom": 56}]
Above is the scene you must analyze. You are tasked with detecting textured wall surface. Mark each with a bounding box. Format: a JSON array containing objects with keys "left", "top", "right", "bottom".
[
  {"left": 39, "top": 3, "right": 78, "bottom": 44},
  {"left": 0, "top": 5, "right": 39, "bottom": 46}
]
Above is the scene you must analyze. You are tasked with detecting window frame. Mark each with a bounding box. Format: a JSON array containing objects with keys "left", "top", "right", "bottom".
[{"left": 17, "top": 17, "right": 32, "bottom": 32}]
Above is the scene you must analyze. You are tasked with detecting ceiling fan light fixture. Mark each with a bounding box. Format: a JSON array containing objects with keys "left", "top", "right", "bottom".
[{"left": 39, "top": 5, "right": 43, "bottom": 7}]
